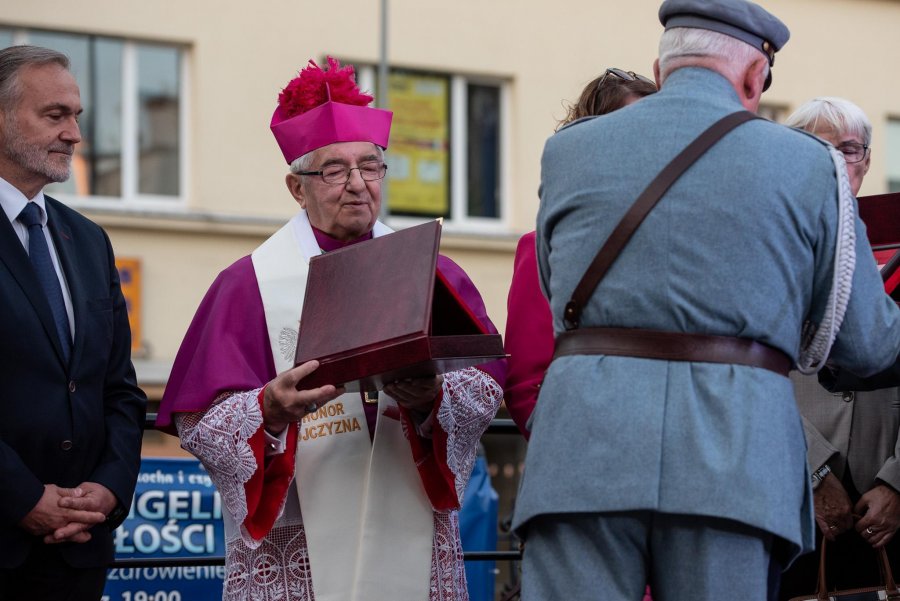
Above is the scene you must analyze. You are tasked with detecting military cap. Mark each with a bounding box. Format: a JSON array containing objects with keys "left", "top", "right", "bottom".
[{"left": 659, "top": 0, "right": 790, "bottom": 89}]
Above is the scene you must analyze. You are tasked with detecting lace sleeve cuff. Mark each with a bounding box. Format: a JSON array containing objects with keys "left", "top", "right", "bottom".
[
  {"left": 436, "top": 367, "right": 504, "bottom": 501},
  {"left": 177, "top": 388, "right": 295, "bottom": 546}
]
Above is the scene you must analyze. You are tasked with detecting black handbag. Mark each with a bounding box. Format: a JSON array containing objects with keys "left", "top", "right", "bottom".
[{"left": 788, "top": 538, "right": 900, "bottom": 600}]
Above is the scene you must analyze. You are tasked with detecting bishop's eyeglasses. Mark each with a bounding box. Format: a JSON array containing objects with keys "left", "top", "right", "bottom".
[
  {"left": 298, "top": 160, "right": 388, "bottom": 185},
  {"left": 836, "top": 142, "right": 869, "bottom": 164}
]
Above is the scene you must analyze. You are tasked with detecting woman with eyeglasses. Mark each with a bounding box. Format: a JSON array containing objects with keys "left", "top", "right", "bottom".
[
  {"left": 784, "top": 97, "right": 871, "bottom": 196},
  {"left": 505, "top": 67, "right": 657, "bottom": 440},
  {"left": 503, "top": 67, "right": 657, "bottom": 601},
  {"left": 557, "top": 68, "right": 658, "bottom": 131},
  {"left": 778, "top": 97, "right": 900, "bottom": 600}
]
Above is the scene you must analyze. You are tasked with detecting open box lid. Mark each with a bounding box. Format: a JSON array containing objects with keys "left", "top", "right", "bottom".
[{"left": 857, "top": 192, "right": 900, "bottom": 298}]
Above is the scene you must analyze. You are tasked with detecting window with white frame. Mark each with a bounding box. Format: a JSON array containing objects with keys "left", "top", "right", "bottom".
[
  {"left": 0, "top": 27, "right": 186, "bottom": 204},
  {"left": 355, "top": 64, "right": 508, "bottom": 230}
]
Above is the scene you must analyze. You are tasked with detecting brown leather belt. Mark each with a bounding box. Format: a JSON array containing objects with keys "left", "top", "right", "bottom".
[{"left": 553, "top": 327, "right": 791, "bottom": 377}]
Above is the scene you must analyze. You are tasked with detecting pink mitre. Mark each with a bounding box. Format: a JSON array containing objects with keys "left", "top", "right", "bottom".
[{"left": 270, "top": 56, "right": 393, "bottom": 164}]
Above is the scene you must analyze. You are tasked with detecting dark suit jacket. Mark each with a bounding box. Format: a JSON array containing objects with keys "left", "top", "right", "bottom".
[{"left": 0, "top": 194, "right": 146, "bottom": 569}]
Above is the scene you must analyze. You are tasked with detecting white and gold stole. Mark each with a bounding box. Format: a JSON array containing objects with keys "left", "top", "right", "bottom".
[{"left": 251, "top": 210, "right": 434, "bottom": 601}]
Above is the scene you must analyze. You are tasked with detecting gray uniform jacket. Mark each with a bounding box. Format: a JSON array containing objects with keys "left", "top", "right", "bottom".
[{"left": 513, "top": 67, "right": 900, "bottom": 564}]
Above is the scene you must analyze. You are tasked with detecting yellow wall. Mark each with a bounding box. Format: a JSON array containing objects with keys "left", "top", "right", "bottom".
[{"left": 4, "top": 0, "right": 900, "bottom": 384}]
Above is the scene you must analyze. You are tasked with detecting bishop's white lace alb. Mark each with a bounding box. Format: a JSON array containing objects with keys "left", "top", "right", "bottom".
[
  {"left": 796, "top": 145, "right": 857, "bottom": 374},
  {"left": 175, "top": 367, "right": 503, "bottom": 601}
]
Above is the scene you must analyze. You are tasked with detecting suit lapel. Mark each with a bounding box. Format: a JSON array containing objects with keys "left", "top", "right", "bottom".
[
  {"left": 0, "top": 205, "right": 68, "bottom": 367},
  {"left": 46, "top": 198, "right": 83, "bottom": 373}
]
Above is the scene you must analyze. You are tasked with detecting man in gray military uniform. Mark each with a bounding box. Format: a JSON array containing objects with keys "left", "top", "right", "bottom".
[{"left": 512, "top": 1, "right": 900, "bottom": 599}]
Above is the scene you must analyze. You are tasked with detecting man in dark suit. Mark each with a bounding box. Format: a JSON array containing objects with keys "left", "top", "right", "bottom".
[{"left": 0, "top": 45, "right": 146, "bottom": 599}]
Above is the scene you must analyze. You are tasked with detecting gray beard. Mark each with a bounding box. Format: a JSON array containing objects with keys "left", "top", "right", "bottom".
[{"left": 3, "top": 118, "right": 72, "bottom": 183}]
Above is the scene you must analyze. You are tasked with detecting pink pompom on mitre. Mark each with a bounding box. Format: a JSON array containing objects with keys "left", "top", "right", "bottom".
[
  {"left": 269, "top": 56, "right": 392, "bottom": 164},
  {"left": 277, "top": 56, "right": 374, "bottom": 119}
]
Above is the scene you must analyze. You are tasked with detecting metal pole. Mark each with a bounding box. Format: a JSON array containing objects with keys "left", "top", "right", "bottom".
[
  {"left": 377, "top": 0, "right": 389, "bottom": 111},
  {"left": 378, "top": 0, "right": 390, "bottom": 220}
]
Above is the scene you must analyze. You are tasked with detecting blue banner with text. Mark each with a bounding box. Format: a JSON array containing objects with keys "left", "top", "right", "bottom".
[{"left": 103, "top": 457, "right": 224, "bottom": 601}]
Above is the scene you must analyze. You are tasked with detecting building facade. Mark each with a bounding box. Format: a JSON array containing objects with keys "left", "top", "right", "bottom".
[{"left": 3, "top": 2, "right": 900, "bottom": 588}]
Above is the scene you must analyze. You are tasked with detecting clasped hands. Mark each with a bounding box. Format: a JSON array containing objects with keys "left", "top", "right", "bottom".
[
  {"left": 814, "top": 473, "right": 900, "bottom": 548},
  {"left": 20, "top": 481, "right": 117, "bottom": 544},
  {"left": 264, "top": 360, "right": 443, "bottom": 434}
]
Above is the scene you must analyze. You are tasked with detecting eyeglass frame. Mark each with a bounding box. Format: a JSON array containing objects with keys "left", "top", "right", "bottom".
[
  {"left": 598, "top": 67, "right": 656, "bottom": 89},
  {"left": 835, "top": 141, "right": 870, "bottom": 164},
  {"left": 296, "top": 160, "right": 388, "bottom": 185}
]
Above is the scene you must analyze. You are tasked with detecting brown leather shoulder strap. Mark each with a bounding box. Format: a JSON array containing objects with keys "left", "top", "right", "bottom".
[{"left": 563, "top": 110, "right": 760, "bottom": 330}]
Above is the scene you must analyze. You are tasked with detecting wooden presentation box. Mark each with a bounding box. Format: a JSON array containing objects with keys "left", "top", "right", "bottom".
[
  {"left": 293, "top": 220, "right": 505, "bottom": 392},
  {"left": 858, "top": 192, "right": 900, "bottom": 300}
]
